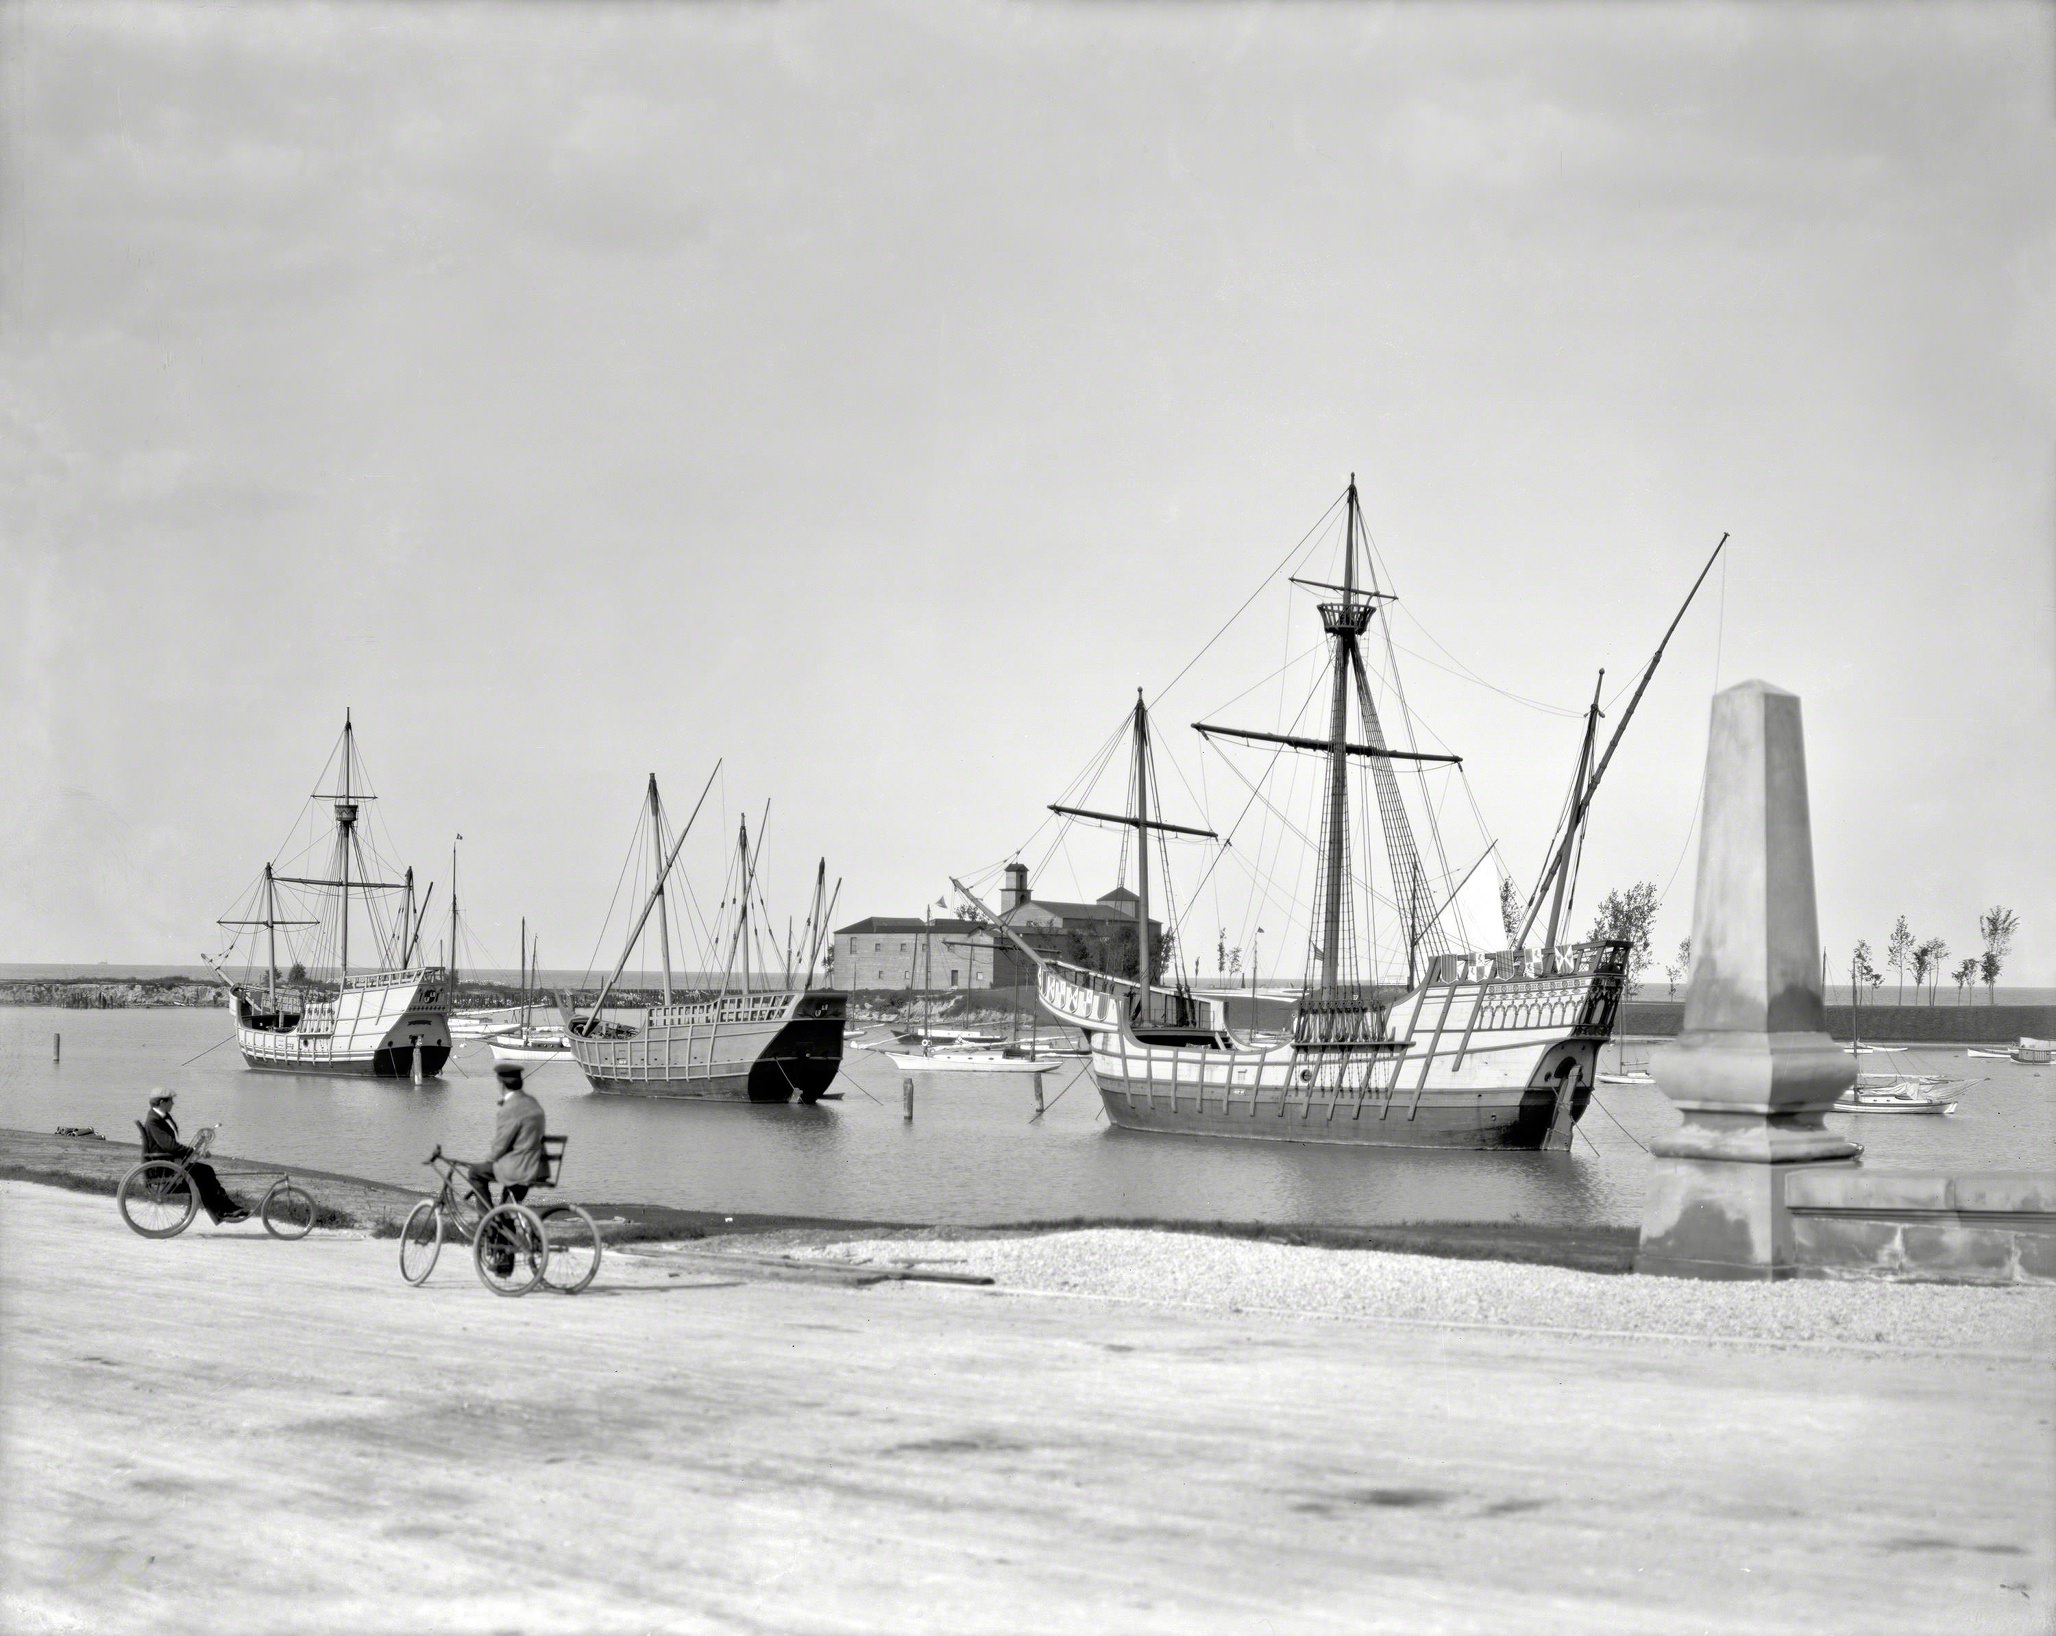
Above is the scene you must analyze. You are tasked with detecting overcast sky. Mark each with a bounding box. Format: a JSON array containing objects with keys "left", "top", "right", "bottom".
[{"left": 3, "top": 0, "right": 2050, "bottom": 987}]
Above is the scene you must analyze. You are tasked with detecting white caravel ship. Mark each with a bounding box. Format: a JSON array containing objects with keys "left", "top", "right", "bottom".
[
  {"left": 957, "top": 477, "right": 1723, "bottom": 1150},
  {"left": 209, "top": 713, "right": 451, "bottom": 1077}
]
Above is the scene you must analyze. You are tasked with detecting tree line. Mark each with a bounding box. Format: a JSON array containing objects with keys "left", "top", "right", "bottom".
[
  {"left": 1848, "top": 906, "right": 2019, "bottom": 1006},
  {"left": 1525, "top": 881, "right": 2022, "bottom": 1008}
]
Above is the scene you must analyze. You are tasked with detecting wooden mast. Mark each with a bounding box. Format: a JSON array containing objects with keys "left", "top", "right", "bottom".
[
  {"left": 648, "top": 776, "right": 673, "bottom": 1005},
  {"left": 1048, "top": 700, "right": 1216, "bottom": 1023},
  {"left": 582, "top": 763, "right": 721, "bottom": 1029},
  {"left": 1315, "top": 482, "right": 1361, "bottom": 995},
  {"left": 449, "top": 837, "right": 460, "bottom": 990},
  {"left": 338, "top": 711, "right": 353, "bottom": 980},
  {"left": 1131, "top": 690, "right": 1152, "bottom": 1020},
  {"left": 264, "top": 864, "right": 278, "bottom": 1003},
  {"left": 1543, "top": 670, "right": 1605, "bottom": 954},
  {"left": 520, "top": 915, "right": 528, "bottom": 1033},
  {"left": 1517, "top": 532, "right": 1729, "bottom": 951}
]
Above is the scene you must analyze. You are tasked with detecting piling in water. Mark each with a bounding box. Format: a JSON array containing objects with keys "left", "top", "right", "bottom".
[
  {"left": 53, "top": 1032, "right": 61, "bottom": 1064},
  {"left": 902, "top": 1076, "right": 914, "bottom": 1122}
]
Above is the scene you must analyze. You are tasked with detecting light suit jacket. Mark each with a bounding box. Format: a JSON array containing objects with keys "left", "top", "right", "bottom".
[{"left": 487, "top": 1090, "right": 547, "bottom": 1185}]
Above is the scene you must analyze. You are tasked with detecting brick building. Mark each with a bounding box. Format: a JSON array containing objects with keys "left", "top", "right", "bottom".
[{"left": 831, "top": 863, "right": 1163, "bottom": 992}]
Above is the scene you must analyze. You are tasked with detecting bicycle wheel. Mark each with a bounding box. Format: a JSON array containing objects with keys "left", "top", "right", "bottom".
[
  {"left": 538, "top": 1204, "right": 602, "bottom": 1294},
  {"left": 118, "top": 1161, "right": 198, "bottom": 1239},
  {"left": 261, "top": 1179, "right": 317, "bottom": 1240},
  {"left": 399, "top": 1200, "right": 444, "bottom": 1285},
  {"left": 474, "top": 1203, "right": 547, "bottom": 1297}
]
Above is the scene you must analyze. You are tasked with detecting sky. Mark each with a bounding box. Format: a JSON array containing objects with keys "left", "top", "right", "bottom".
[{"left": 2, "top": 0, "right": 2051, "bottom": 989}]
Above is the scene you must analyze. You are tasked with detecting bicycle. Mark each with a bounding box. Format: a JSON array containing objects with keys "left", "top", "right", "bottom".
[
  {"left": 399, "top": 1137, "right": 601, "bottom": 1297},
  {"left": 116, "top": 1123, "right": 319, "bottom": 1241}
]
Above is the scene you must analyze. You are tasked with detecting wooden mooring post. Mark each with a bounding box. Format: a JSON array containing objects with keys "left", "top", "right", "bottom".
[
  {"left": 902, "top": 1076, "right": 914, "bottom": 1122},
  {"left": 53, "top": 1032, "right": 61, "bottom": 1064},
  {"left": 1032, "top": 1070, "right": 1045, "bottom": 1115}
]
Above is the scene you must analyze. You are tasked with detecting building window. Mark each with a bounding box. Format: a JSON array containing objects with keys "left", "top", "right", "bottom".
[
  {"left": 874, "top": 941, "right": 881, "bottom": 952},
  {"left": 950, "top": 969, "right": 959, "bottom": 986}
]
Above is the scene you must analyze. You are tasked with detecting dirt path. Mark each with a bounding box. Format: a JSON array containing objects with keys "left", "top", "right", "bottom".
[{"left": 2, "top": 1179, "right": 2049, "bottom": 1634}]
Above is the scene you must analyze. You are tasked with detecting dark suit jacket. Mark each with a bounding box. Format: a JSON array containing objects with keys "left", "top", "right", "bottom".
[
  {"left": 142, "top": 1108, "right": 191, "bottom": 1161},
  {"left": 486, "top": 1090, "right": 546, "bottom": 1185}
]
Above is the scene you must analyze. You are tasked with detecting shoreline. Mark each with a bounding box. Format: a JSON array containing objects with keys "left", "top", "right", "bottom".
[{"left": 0, "top": 1125, "right": 1639, "bottom": 1270}]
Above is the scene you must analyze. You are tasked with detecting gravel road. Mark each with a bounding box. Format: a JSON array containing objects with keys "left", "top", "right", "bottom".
[{"left": 768, "top": 1226, "right": 2056, "bottom": 1355}]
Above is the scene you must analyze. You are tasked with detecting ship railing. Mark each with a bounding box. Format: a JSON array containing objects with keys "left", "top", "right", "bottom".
[
  {"left": 1423, "top": 943, "right": 1621, "bottom": 985},
  {"left": 1046, "top": 960, "right": 1137, "bottom": 999},
  {"left": 342, "top": 965, "right": 438, "bottom": 992}
]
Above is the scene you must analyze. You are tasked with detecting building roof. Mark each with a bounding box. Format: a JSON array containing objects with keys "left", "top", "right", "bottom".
[
  {"left": 1003, "top": 898, "right": 1153, "bottom": 927},
  {"left": 834, "top": 916, "right": 985, "bottom": 936}
]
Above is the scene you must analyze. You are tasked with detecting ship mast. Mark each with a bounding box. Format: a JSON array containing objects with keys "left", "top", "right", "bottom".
[
  {"left": 1314, "top": 489, "right": 1369, "bottom": 994},
  {"left": 1050, "top": 694, "right": 1216, "bottom": 1024},
  {"left": 264, "top": 864, "right": 279, "bottom": 1002},
  {"left": 1131, "top": 691, "right": 1153, "bottom": 1007},
  {"left": 449, "top": 837, "right": 460, "bottom": 989},
  {"left": 1543, "top": 671, "right": 1605, "bottom": 954},
  {"left": 649, "top": 776, "right": 673, "bottom": 1005},
  {"left": 1517, "top": 532, "right": 1729, "bottom": 952},
  {"left": 1194, "top": 477, "right": 1458, "bottom": 994},
  {"left": 337, "top": 710, "right": 354, "bottom": 979}
]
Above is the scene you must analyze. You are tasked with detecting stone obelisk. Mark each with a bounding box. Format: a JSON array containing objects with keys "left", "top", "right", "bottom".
[{"left": 1635, "top": 679, "right": 1859, "bottom": 1280}]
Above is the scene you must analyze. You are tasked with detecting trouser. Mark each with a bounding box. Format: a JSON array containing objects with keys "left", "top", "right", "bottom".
[
  {"left": 183, "top": 1161, "right": 244, "bottom": 1223},
  {"left": 460, "top": 1165, "right": 529, "bottom": 1209}
]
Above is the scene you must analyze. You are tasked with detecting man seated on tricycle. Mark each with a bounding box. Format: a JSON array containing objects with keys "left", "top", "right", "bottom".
[{"left": 458, "top": 1064, "right": 548, "bottom": 1209}]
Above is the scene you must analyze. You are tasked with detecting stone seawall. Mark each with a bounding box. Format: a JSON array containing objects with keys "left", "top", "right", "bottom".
[
  {"left": 0, "top": 980, "right": 227, "bottom": 1009},
  {"left": 1620, "top": 999, "right": 2053, "bottom": 1044}
]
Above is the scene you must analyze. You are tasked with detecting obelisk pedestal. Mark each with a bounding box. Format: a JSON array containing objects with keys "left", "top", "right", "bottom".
[{"left": 1635, "top": 680, "right": 1859, "bottom": 1280}]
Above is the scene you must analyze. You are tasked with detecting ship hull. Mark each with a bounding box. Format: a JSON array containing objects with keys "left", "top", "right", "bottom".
[
  {"left": 571, "top": 991, "right": 847, "bottom": 1103},
  {"left": 233, "top": 968, "right": 453, "bottom": 1078},
  {"left": 1055, "top": 946, "right": 1624, "bottom": 1152}
]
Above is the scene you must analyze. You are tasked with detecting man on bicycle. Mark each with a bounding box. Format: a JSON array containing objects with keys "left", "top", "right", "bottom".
[
  {"left": 141, "top": 1089, "right": 248, "bottom": 1224},
  {"left": 460, "top": 1064, "right": 547, "bottom": 1210}
]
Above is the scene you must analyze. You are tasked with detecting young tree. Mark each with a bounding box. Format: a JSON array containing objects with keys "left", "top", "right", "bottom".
[
  {"left": 1588, "top": 882, "right": 1661, "bottom": 998},
  {"left": 1662, "top": 937, "right": 1693, "bottom": 999},
  {"left": 1978, "top": 905, "right": 2018, "bottom": 1005},
  {"left": 1886, "top": 916, "right": 1914, "bottom": 1003},
  {"left": 1216, "top": 928, "right": 1227, "bottom": 978},
  {"left": 1498, "top": 875, "right": 1523, "bottom": 948},
  {"left": 1917, "top": 937, "right": 1947, "bottom": 1006},
  {"left": 1910, "top": 938, "right": 1935, "bottom": 1005},
  {"left": 1849, "top": 939, "right": 1878, "bottom": 1009},
  {"left": 1951, "top": 956, "right": 1979, "bottom": 1003}
]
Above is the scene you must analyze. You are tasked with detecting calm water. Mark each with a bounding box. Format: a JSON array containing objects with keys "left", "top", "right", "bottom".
[{"left": 4, "top": 1007, "right": 2049, "bottom": 1229}]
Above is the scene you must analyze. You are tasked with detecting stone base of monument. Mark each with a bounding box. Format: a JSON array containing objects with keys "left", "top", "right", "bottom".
[
  {"left": 1784, "top": 1170, "right": 2056, "bottom": 1285},
  {"left": 1635, "top": 1149, "right": 1861, "bottom": 1283}
]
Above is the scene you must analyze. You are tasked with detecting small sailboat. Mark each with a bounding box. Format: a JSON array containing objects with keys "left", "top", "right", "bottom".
[
  {"left": 886, "top": 911, "right": 1060, "bottom": 1073},
  {"left": 1598, "top": 1043, "right": 1656, "bottom": 1085},
  {"left": 489, "top": 923, "right": 571, "bottom": 1068},
  {"left": 208, "top": 713, "right": 451, "bottom": 1077},
  {"left": 1834, "top": 1076, "right": 1964, "bottom": 1114}
]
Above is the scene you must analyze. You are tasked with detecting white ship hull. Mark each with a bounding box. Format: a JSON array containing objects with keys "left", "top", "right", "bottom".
[
  {"left": 233, "top": 966, "right": 452, "bottom": 1077},
  {"left": 1041, "top": 946, "right": 1626, "bottom": 1149}
]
